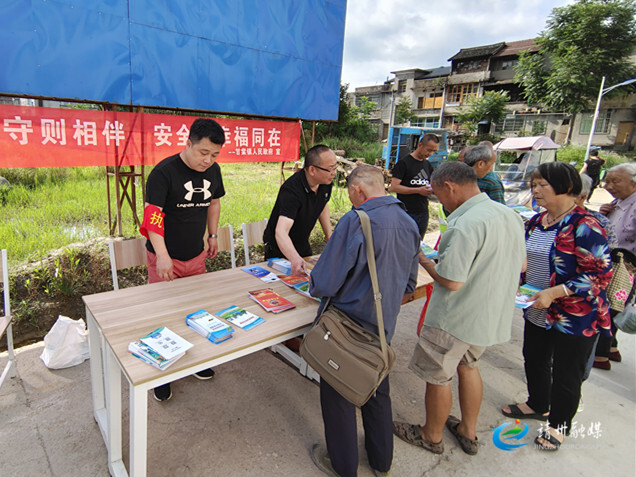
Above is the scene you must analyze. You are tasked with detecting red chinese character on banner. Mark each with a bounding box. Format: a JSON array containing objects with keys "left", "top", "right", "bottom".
[
  {"left": 41, "top": 118, "right": 67, "bottom": 145},
  {"left": 4, "top": 116, "right": 33, "bottom": 145}
]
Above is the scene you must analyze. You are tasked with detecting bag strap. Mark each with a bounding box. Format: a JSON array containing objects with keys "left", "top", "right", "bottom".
[{"left": 355, "top": 209, "right": 389, "bottom": 362}]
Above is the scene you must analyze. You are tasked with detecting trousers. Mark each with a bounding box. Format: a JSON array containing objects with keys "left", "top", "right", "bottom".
[{"left": 320, "top": 376, "right": 393, "bottom": 477}]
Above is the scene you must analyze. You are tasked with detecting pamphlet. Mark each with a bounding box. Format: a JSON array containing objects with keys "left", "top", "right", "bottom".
[
  {"left": 267, "top": 258, "right": 293, "bottom": 275},
  {"left": 515, "top": 284, "right": 542, "bottom": 308},
  {"left": 420, "top": 242, "right": 438, "bottom": 259},
  {"left": 278, "top": 274, "right": 319, "bottom": 301},
  {"left": 241, "top": 265, "right": 279, "bottom": 283},
  {"left": 509, "top": 205, "right": 538, "bottom": 221},
  {"left": 248, "top": 288, "right": 296, "bottom": 313},
  {"left": 215, "top": 305, "right": 265, "bottom": 330},
  {"left": 186, "top": 309, "right": 235, "bottom": 344},
  {"left": 128, "top": 340, "right": 185, "bottom": 371},
  {"left": 139, "top": 326, "right": 193, "bottom": 360}
]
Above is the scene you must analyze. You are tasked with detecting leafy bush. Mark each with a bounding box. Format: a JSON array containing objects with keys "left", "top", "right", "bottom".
[{"left": 320, "top": 136, "right": 383, "bottom": 164}]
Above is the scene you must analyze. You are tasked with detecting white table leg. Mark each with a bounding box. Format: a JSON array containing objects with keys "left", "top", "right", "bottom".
[
  {"left": 87, "top": 310, "right": 108, "bottom": 434},
  {"left": 129, "top": 383, "right": 148, "bottom": 477},
  {"left": 105, "top": 343, "right": 125, "bottom": 476}
]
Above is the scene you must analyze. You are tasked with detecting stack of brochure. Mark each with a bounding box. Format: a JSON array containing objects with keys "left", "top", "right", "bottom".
[
  {"left": 248, "top": 288, "right": 296, "bottom": 313},
  {"left": 278, "top": 274, "right": 319, "bottom": 301},
  {"left": 186, "top": 309, "right": 235, "bottom": 344},
  {"left": 241, "top": 265, "right": 279, "bottom": 283},
  {"left": 215, "top": 305, "right": 265, "bottom": 330},
  {"left": 267, "top": 258, "right": 292, "bottom": 275},
  {"left": 128, "top": 326, "right": 193, "bottom": 371},
  {"left": 515, "top": 284, "right": 542, "bottom": 308}
]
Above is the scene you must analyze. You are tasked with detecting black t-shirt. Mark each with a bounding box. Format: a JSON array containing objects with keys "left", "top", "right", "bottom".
[
  {"left": 263, "top": 170, "right": 332, "bottom": 258},
  {"left": 145, "top": 154, "right": 225, "bottom": 261},
  {"left": 585, "top": 158, "right": 604, "bottom": 181},
  {"left": 391, "top": 154, "right": 434, "bottom": 214}
]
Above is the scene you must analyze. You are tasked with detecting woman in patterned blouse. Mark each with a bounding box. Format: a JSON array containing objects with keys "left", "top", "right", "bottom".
[{"left": 501, "top": 162, "right": 612, "bottom": 452}]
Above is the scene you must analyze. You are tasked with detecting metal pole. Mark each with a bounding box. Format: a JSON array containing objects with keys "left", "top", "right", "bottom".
[{"left": 584, "top": 76, "right": 605, "bottom": 163}]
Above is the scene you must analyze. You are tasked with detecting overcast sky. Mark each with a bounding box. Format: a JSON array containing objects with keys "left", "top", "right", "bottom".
[{"left": 341, "top": 0, "right": 573, "bottom": 90}]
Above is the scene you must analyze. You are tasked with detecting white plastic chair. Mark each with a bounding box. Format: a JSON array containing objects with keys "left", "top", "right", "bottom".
[
  {"left": 241, "top": 219, "right": 268, "bottom": 266},
  {"left": 0, "top": 249, "right": 16, "bottom": 389}
]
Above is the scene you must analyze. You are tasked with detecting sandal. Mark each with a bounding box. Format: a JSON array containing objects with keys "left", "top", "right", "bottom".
[
  {"left": 393, "top": 421, "right": 444, "bottom": 454},
  {"left": 535, "top": 430, "right": 562, "bottom": 451},
  {"left": 501, "top": 403, "right": 548, "bottom": 420},
  {"left": 445, "top": 415, "right": 479, "bottom": 456}
]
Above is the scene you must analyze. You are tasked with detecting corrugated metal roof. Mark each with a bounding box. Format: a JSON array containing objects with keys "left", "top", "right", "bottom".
[{"left": 448, "top": 42, "right": 505, "bottom": 61}]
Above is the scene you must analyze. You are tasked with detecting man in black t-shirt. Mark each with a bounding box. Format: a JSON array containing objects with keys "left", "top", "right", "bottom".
[
  {"left": 263, "top": 145, "right": 336, "bottom": 275},
  {"left": 581, "top": 149, "right": 605, "bottom": 201},
  {"left": 140, "top": 118, "right": 226, "bottom": 401},
  {"left": 390, "top": 134, "right": 439, "bottom": 238}
]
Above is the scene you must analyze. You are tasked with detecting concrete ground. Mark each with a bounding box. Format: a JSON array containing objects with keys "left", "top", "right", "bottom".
[{"left": 1, "top": 185, "right": 633, "bottom": 477}]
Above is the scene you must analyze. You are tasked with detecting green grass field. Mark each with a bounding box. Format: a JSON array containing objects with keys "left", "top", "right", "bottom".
[{"left": 0, "top": 163, "right": 353, "bottom": 266}]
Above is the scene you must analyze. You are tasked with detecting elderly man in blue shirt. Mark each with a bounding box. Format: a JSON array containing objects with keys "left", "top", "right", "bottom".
[{"left": 309, "top": 165, "right": 420, "bottom": 477}]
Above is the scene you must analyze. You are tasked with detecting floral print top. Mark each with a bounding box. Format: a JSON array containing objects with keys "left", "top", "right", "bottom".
[{"left": 524, "top": 206, "right": 612, "bottom": 337}]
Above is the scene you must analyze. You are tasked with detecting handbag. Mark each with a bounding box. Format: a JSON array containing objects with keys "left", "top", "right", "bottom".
[
  {"left": 607, "top": 248, "right": 636, "bottom": 312},
  {"left": 299, "top": 209, "right": 395, "bottom": 407}
]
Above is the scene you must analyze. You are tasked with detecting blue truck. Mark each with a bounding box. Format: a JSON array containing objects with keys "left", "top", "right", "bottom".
[{"left": 382, "top": 126, "right": 449, "bottom": 170}]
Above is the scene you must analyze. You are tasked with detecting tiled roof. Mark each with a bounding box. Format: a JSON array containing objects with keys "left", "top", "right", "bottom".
[
  {"left": 448, "top": 42, "right": 505, "bottom": 61},
  {"left": 422, "top": 66, "right": 451, "bottom": 78},
  {"left": 493, "top": 39, "right": 540, "bottom": 57}
]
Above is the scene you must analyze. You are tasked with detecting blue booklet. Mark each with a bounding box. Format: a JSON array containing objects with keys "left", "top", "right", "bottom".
[
  {"left": 186, "top": 309, "right": 234, "bottom": 344},
  {"left": 215, "top": 305, "right": 265, "bottom": 331},
  {"left": 241, "top": 265, "right": 279, "bottom": 283}
]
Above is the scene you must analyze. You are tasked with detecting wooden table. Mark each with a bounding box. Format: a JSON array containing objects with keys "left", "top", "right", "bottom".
[{"left": 84, "top": 261, "right": 432, "bottom": 477}]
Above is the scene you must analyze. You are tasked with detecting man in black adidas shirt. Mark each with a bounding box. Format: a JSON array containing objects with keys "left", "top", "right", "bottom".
[
  {"left": 263, "top": 145, "right": 335, "bottom": 276},
  {"left": 140, "top": 117, "right": 226, "bottom": 401},
  {"left": 390, "top": 134, "right": 439, "bottom": 239}
]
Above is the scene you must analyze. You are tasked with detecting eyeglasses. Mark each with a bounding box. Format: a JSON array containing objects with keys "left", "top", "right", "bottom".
[{"left": 313, "top": 164, "right": 338, "bottom": 173}]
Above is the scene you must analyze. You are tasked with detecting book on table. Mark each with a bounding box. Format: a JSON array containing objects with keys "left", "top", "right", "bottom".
[
  {"left": 515, "top": 284, "right": 542, "bottom": 308},
  {"left": 186, "top": 309, "right": 235, "bottom": 344},
  {"left": 267, "top": 258, "right": 292, "bottom": 275},
  {"left": 241, "top": 265, "right": 279, "bottom": 283},
  {"left": 215, "top": 305, "right": 265, "bottom": 330},
  {"left": 128, "top": 326, "right": 193, "bottom": 370},
  {"left": 248, "top": 288, "right": 296, "bottom": 313}
]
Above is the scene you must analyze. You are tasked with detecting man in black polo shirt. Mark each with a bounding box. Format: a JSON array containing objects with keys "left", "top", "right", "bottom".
[
  {"left": 390, "top": 133, "right": 439, "bottom": 239},
  {"left": 263, "top": 144, "right": 336, "bottom": 275}
]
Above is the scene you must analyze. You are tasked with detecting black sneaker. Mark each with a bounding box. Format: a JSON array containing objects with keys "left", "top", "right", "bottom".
[
  {"left": 194, "top": 368, "right": 216, "bottom": 380},
  {"left": 153, "top": 383, "right": 172, "bottom": 402}
]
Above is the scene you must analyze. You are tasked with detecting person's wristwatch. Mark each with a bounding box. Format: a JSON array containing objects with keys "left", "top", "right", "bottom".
[{"left": 209, "top": 234, "right": 218, "bottom": 239}]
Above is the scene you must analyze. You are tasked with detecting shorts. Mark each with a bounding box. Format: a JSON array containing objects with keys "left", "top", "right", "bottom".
[
  {"left": 146, "top": 249, "right": 206, "bottom": 283},
  {"left": 409, "top": 326, "right": 486, "bottom": 385}
]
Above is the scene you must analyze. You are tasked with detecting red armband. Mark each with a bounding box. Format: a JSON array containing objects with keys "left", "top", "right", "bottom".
[{"left": 140, "top": 204, "right": 165, "bottom": 239}]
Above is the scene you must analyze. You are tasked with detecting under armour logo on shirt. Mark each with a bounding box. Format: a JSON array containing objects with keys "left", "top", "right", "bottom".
[{"left": 184, "top": 180, "right": 212, "bottom": 201}]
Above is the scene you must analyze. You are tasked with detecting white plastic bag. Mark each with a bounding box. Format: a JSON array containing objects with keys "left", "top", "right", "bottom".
[{"left": 40, "top": 315, "right": 90, "bottom": 369}]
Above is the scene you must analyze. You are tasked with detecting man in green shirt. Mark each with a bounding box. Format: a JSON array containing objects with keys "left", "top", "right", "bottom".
[{"left": 393, "top": 162, "right": 525, "bottom": 456}]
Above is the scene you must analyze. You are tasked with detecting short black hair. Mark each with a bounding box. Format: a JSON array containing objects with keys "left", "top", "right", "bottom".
[
  {"left": 304, "top": 144, "right": 332, "bottom": 169},
  {"left": 420, "top": 133, "right": 440, "bottom": 145},
  {"left": 531, "top": 162, "right": 582, "bottom": 196},
  {"left": 189, "top": 118, "right": 226, "bottom": 146},
  {"left": 431, "top": 161, "right": 477, "bottom": 186}
]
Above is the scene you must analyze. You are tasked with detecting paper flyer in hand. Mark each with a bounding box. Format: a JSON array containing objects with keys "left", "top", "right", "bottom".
[
  {"left": 215, "top": 305, "right": 265, "bottom": 330},
  {"left": 509, "top": 205, "right": 538, "bottom": 221},
  {"left": 248, "top": 288, "right": 296, "bottom": 313},
  {"left": 241, "top": 265, "right": 279, "bottom": 283},
  {"left": 420, "top": 242, "right": 438, "bottom": 259},
  {"left": 515, "top": 284, "right": 542, "bottom": 308},
  {"left": 139, "top": 326, "right": 193, "bottom": 360},
  {"left": 186, "top": 309, "right": 235, "bottom": 344}
]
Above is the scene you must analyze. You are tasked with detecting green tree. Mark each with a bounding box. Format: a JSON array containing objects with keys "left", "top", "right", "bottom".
[
  {"left": 456, "top": 90, "right": 510, "bottom": 135},
  {"left": 393, "top": 96, "right": 417, "bottom": 125},
  {"left": 356, "top": 96, "right": 378, "bottom": 120},
  {"left": 514, "top": 0, "right": 636, "bottom": 140}
]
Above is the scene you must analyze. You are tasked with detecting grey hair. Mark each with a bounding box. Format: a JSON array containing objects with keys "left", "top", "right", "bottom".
[
  {"left": 347, "top": 164, "right": 384, "bottom": 188},
  {"left": 431, "top": 161, "right": 477, "bottom": 186},
  {"left": 464, "top": 145, "right": 493, "bottom": 167},
  {"left": 608, "top": 162, "right": 636, "bottom": 183},
  {"left": 579, "top": 173, "right": 593, "bottom": 198}
]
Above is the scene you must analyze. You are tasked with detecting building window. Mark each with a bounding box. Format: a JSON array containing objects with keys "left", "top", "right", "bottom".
[
  {"left": 501, "top": 59, "right": 517, "bottom": 70},
  {"left": 579, "top": 111, "right": 612, "bottom": 134},
  {"left": 410, "top": 117, "right": 440, "bottom": 128},
  {"left": 417, "top": 91, "right": 443, "bottom": 109},
  {"left": 493, "top": 116, "right": 547, "bottom": 134},
  {"left": 447, "top": 83, "right": 478, "bottom": 104},
  {"left": 398, "top": 80, "right": 407, "bottom": 93}
]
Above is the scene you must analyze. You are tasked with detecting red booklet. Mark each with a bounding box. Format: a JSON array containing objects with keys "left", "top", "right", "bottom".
[{"left": 248, "top": 288, "right": 296, "bottom": 313}]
